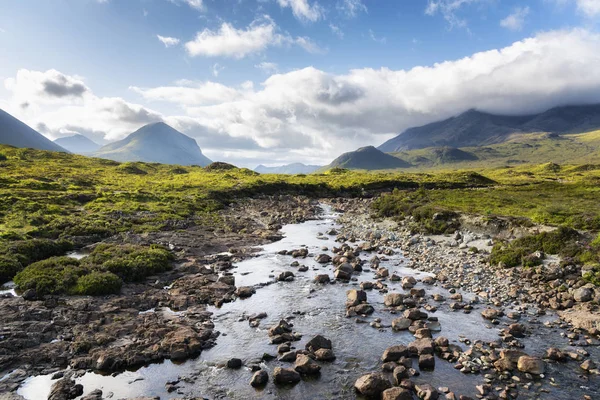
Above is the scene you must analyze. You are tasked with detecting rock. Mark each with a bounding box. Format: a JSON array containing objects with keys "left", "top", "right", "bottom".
[
  {"left": 392, "top": 318, "right": 412, "bottom": 331},
  {"left": 21, "top": 289, "right": 37, "bottom": 301},
  {"left": 273, "top": 367, "right": 301, "bottom": 385},
  {"left": 278, "top": 350, "right": 299, "bottom": 362},
  {"left": 268, "top": 320, "right": 292, "bottom": 336},
  {"left": 294, "top": 354, "right": 321, "bottom": 375},
  {"left": 481, "top": 308, "right": 502, "bottom": 320},
  {"left": 305, "top": 335, "right": 332, "bottom": 352},
  {"left": 408, "top": 339, "right": 434, "bottom": 356},
  {"left": 415, "top": 383, "right": 439, "bottom": 400},
  {"left": 581, "top": 359, "right": 597, "bottom": 371},
  {"left": 517, "top": 356, "right": 545, "bottom": 375},
  {"left": 236, "top": 286, "right": 256, "bottom": 298},
  {"left": 354, "top": 373, "right": 391, "bottom": 397},
  {"left": 419, "top": 354, "right": 435, "bottom": 370},
  {"left": 227, "top": 358, "right": 243, "bottom": 369},
  {"left": 80, "top": 390, "right": 103, "bottom": 400},
  {"left": 382, "top": 345, "right": 409, "bottom": 362},
  {"left": 277, "top": 271, "right": 295, "bottom": 282},
  {"left": 574, "top": 287, "right": 594, "bottom": 302},
  {"left": 314, "top": 348, "right": 336, "bottom": 361},
  {"left": 315, "top": 254, "right": 332, "bottom": 264},
  {"left": 353, "top": 304, "right": 375, "bottom": 315},
  {"left": 392, "top": 366, "right": 409, "bottom": 384},
  {"left": 382, "top": 387, "right": 413, "bottom": 400},
  {"left": 347, "top": 289, "right": 367, "bottom": 307},
  {"left": 377, "top": 268, "right": 390, "bottom": 278},
  {"left": 48, "top": 376, "right": 84, "bottom": 400},
  {"left": 404, "top": 308, "right": 427, "bottom": 320},
  {"left": 334, "top": 269, "right": 352, "bottom": 280},
  {"left": 414, "top": 328, "right": 432, "bottom": 339},
  {"left": 545, "top": 348, "right": 567, "bottom": 362},
  {"left": 218, "top": 275, "right": 235, "bottom": 286},
  {"left": 314, "top": 274, "right": 330, "bottom": 284},
  {"left": 402, "top": 276, "right": 417, "bottom": 289},
  {"left": 384, "top": 293, "right": 404, "bottom": 307},
  {"left": 250, "top": 370, "right": 268, "bottom": 387}
]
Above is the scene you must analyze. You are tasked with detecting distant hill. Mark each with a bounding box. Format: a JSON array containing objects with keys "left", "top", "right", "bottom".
[
  {"left": 378, "top": 104, "right": 600, "bottom": 152},
  {"left": 322, "top": 146, "right": 411, "bottom": 171},
  {"left": 255, "top": 163, "right": 321, "bottom": 174},
  {"left": 391, "top": 130, "right": 600, "bottom": 170},
  {"left": 54, "top": 134, "right": 100, "bottom": 154},
  {"left": 0, "top": 108, "right": 67, "bottom": 152},
  {"left": 93, "top": 122, "right": 212, "bottom": 166}
]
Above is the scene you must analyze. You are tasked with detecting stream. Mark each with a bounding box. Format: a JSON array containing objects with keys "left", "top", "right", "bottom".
[{"left": 16, "top": 205, "right": 600, "bottom": 399}]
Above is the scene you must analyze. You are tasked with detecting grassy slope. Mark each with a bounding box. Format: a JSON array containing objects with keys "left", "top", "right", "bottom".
[{"left": 391, "top": 130, "right": 600, "bottom": 170}]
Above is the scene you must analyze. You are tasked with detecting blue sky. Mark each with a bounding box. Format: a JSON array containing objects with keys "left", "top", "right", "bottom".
[{"left": 1, "top": 0, "right": 600, "bottom": 167}]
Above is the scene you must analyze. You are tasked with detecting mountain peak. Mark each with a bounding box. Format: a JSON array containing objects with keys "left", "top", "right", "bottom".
[
  {"left": 93, "top": 122, "right": 212, "bottom": 166},
  {"left": 54, "top": 134, "right": 100, "bottom": 154},
  {"left": 0, "top": 108, "right": 67, "bottom": 153},
  {"left": 323, "top": 145, "right": 410, "bottom": 171}
]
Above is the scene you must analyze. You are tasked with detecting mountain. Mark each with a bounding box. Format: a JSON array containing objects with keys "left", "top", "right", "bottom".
[
  {"left": 93, "top": 122, "right": 212, "bottom": 166},
  {"left": 254, "top": 163, "right": 321, "bottom": 174},
  {"left": 54, "top": 134, "right": 101, "bottom": 154},
  {"left": 0, "top": 108, "right": 67, "bottom": 152},
  {"left": 378, "top": 104, "right": 600, "bottom": 152},
  {"left": 322, "top": 146, "right": 411, "bottom": 171}
]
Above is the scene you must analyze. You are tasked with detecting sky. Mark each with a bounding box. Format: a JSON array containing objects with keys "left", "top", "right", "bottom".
[{"left": 1, "top": 0, "right": 600, "bottom": 167}]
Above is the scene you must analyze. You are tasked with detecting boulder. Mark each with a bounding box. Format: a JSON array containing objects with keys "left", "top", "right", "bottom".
[
  {"left": 273, "top": 367, "right": 301, "bottom": 385},
  {"left": 314, "top": 348, "right": 336, "bottom": 361},
  {"left": 354, "top": 373, "right": 391, "bottom": 397},
  {"left": 517, "top": 356, "right": 545, "bottom": 375},
  {"left": 384, "top": 293, "right": 404, "bottom": 307},
  {"left": 305, "top": 335, "right": 332, "bottom": 352},
  {"left": 408, "top": 339, "right": 434, "bottom": 356},
  {"left": 294, "top": 354, "right": 321, "bottom": 375},
  {"left": 382, "top": 387, "right": 413, "bottom": 400},
  {"left": 250, "top": 370, "right": 268, "bottom": 387},
  {"left": 382, "top": 345, "right": 409, "bottom": 362},
  {"left": 277, "top": 271, "right": 295, "bottom": 282},
  {"left": 392, "top": 318, "right": 412, "bottom": 331},
  {"left": 236, "top": 286, "right": 256, "bottom": 298},
  {"left": 574, "top": 287, "right": 594, "bottom": 302},
  {"left": 226, "top": 358, "right": 243, "bottom": 369},
  {"left": 48, "top": 377, "right": 83, "bottom": 400},
  {"left": 347, "top": 289, "right": 367, "bottom": 307},
  {"left": 419, "top": 354, "right": 435, "bottom": 370},
  {"left": 314, "top": 274, "right": 331, "bottom": 284},
  {"left": 415, "top": 383, "right": 439, "bottom": 400},
  {"left": 481, "top": 308, "right": 502, "bottom": 320},
  {"left": 315, "top": 254, "right": 332, "bottom": 264}
]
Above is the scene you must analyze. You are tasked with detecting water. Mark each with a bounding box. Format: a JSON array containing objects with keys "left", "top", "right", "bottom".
[
  {"left": 17, "top": 206, "right": 600, "bottom": 399},
  {"left": 0, "top": 281, "right": 17, "bottom": 297}
]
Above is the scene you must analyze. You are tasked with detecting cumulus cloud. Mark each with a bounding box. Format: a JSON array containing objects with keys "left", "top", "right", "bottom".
[
  {"left": 576, "top": 0, "right": 600, "bottom": 16},
  {"left": 157, "top": 35, "right": 180, "bottom": 47},
  {"left": 337, "top": 0, "right": 367, "bottom": 18},
  {"left": 4, "top": 29, "right": 600, "bottom": 166},
  {"left": 276, "top": 0, "right": 323, "bottom": 22},
  {"left": 500, "top": 6, "right": 530, "bottom": 31},
  {"left": 184, "top": 16, "right": 323, "bottom": 58},
  {"left": 4, "top": 69, "right": 89, "bottom": 105},
  {"left": 185, "top": 17, "right": 286, "bottom": 58}
]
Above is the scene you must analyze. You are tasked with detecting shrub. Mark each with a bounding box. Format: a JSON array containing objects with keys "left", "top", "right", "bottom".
[
  {"left": 0, "top": 153, "right": 7, "bottom": 161},
  {"left": 0, "top": 255, "right": 22, "bottom": 284},
  {"left": 14, "top": 257, "right": 85, "bottom": 296},
  {"left": 83, "top": 244, "right": 173, "bottom": 282},
  {"left": 72, "top": 271, "right": 122, "bottom": 295}
]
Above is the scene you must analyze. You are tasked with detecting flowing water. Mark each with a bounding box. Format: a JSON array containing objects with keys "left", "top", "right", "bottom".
[{"left": 17, "top": 205, "right": 600, "bottom": 399}]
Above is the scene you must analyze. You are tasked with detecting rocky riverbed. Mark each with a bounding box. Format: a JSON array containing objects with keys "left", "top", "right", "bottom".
[{"left": 1, "top": 197, "right": 599, "bottom": 400}]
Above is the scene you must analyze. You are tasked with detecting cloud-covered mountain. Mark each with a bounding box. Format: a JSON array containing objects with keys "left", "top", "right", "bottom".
[
  {"left": 254, "top": 163, "right": 321, "bottom": 174},
  {"left": 323, "top": 146, "right": 410, "bottom": 171},
  {"left": 54, "top": 134, "right": 101, "bottom": 154},
  {"left": 93, "top": 122, "right": 212, "bottom": 166},
  {"left": 379, "top": 104, "right": 600, "bottom": 152},
  {"left": 0, "top": 108, "right": 67, "bottom": 152}
]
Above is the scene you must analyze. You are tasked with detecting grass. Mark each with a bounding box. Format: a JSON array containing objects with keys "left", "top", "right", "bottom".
[{"left": 1, "top": 144, "right": 600, "bottom": 285}]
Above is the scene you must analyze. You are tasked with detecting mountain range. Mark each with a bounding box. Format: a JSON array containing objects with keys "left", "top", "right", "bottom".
[
  {"left": 92, "top": 122, "right": 212, "bottom": 166},
  {"left": 0, "top": 108, "right": 67, "bottom": 153},
  {"left": 54, "top": 134, "right": 101, "bottom": 154},
  {"left": 378, "top": 104, "right": 600, "bottom": 152},
  {"left": 254, "top": 163, "right": 321, "bottom": 174}
]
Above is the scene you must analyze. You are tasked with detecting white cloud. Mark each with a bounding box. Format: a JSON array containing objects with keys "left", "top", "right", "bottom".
[
  {"left": 169, "top": 0, "right": 204, "bottom": 11},
  {"left": 156, "top": 35, "right": 180, "bottom": 47},
  {"left": 337, "top": 0, "right": 367, "bottom": 18},
  {"left": 276, "top": 0, "right": 323, "bottom": 22},
  {"left": 184, "top": 16, "right": 322, "bottom": 58},
  {"left": 425, "top": 0, "right": 486, "bottom": 28},
  {"left": 212, "top": 63, "right": 225, "bottom": 77},
  {"left": 576, "top": 0, "right": 600, "bottom": 16},
  {"left": 500, "top": 6, "right": 530, "bottom": 31},
  {"left": 185, "top": 17, "right": 285, "bottom": 58},
  {"left": 255, "top": 62, "right": 279, "bottom": 73},
  {"left": 329, "top": 24, "right": 344, "bottom": 38},
  {"left": 5, "top": 29, "right": 600, "bottom": 166}
]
